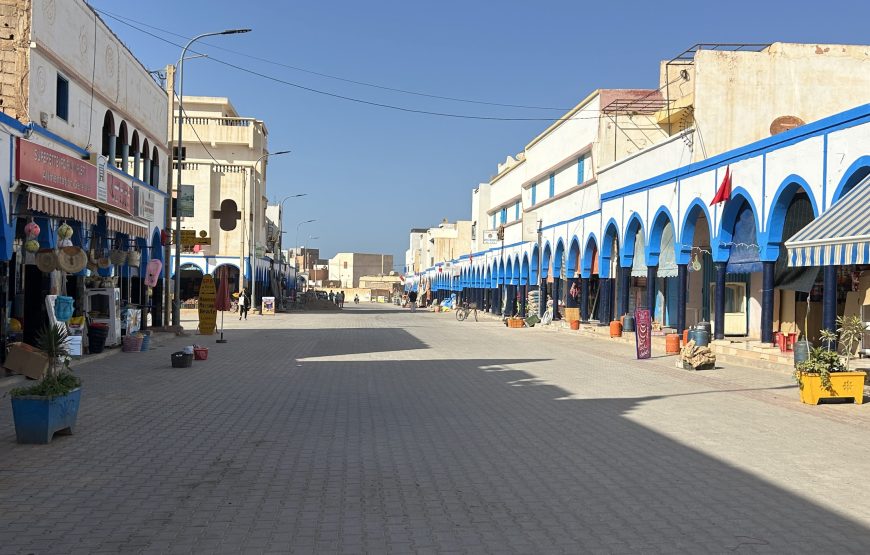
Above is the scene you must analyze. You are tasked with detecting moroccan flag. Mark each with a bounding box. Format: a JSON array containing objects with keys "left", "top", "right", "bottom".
[{"left": 710, "top": 166, "right": 732, "bottom": 205}]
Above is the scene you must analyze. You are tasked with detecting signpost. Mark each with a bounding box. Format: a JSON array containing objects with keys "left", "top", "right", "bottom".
[
  {"left": 635, "top": 308, "right": 652, "bottom": 360},
  {"left": 198, "top": 274, "right": 217, "bottom": 335},
  {"left": 261, "top": 296, "right": 275, "bottom": 315},
  {"left": 483, "top": 230, "right": 499, "bottom": 245}
]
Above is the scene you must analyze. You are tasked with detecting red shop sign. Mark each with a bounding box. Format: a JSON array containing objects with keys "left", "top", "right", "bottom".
[
  {"left": 16, "top": 138, "right": 97, "bottom": 200},
  {"left": 106, "top": 170, "right": 134, "bottom": 215}
]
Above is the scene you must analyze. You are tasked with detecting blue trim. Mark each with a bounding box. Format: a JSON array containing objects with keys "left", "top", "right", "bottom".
[
  {"left": 831, "top": 155, "right": 870, "bottom": 205},
  {"left": 822, "top": 134, "right": 828, "bottom": 211},
  {"left": 581, "top": 233, "right": 598, "bottom": 278},
  {"left": 646, "top": 205, "right": 676, "bottom": 266},
  {"left": 28, "top": 123, "right": 90, "bottom": 158},
  {"left": 764, "top": 174, "right": 820, "bottom": 258},
  {"left": 530, "top": 244, "right": 539, "bottom": 283},
  {"left": 0, "top": 111, "right": 28, "bottom": 133},
  {"left": 761, "top": 155, "right": 767, "bottom": 225},
  {"left": 601, "top": 103, "right": 870, "bottom": 202},
  {"left": 566, "top": 235, "right": 581, "bottom": 274},
  {"left": 541, "top": 241, "right": 552, "bottom": 278},
  {"left": 549, "top": 172, "right": 555, "bottom": 198},
  {"left": 540, "top": 209, "right": 601, "bottom": 232},
  {"left": 520, "top": 253, "right": 530, "bottom": 284}
]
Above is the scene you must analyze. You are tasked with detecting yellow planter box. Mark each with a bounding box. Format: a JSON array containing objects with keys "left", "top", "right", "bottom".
[{"left": 797, "top": 371, "right": 866, "bottom": 405}]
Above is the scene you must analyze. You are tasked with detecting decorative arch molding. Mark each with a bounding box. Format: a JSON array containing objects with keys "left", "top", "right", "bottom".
[
  {"left": 530, "top": 244, "right": 540, "bottom": 284},
  {"left": 620, "top": 212, "right": 646, "bottom": 268},
  {"left": 541, "top": 242, "right": 552, "bottom": 279},
  {"left": 831, "top": 155, "right": 870, "bottom": 206},
  {"left": 647, "top": 206, "right": 676, "bottom": 267},
  {"left": 713, "top": 187, "right": 761, "bottom": 263},
  {"left": 520, "top": 254, "right": 530, "bottom": 286},
  {"left": 762, "top": 175, "right": 820, "bottom": 261},
  {"left": 678, "top": 199, "right": 713, "bottom": 265},
  {"left": 599, "top": 218, "right": 620, "bottom": 279},
  {"left": 567, "top": 235, "right": 581, "bottom": 276},
  {"left": 582, "top": 233, "right": 598, "bottom": 279}
]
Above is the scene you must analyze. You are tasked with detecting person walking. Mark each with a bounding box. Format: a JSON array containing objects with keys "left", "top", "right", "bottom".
[
  {"left": 408, "top": 290, "right": 418, "bottom": 312},
  {"left": 328, "top": 290, "right": 335, "bottom": 304},
  {"left": 238, "top": 288, "right": 250, "bottom": 320},
  {"left": 337, "top": 291, "right": 345, "bottom": 308}
]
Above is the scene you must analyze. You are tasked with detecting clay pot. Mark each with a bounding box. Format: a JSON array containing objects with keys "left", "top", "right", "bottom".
[
  {"left": 610, "top": 320, "right": 623, "bottom": 337},
  {"left": 570, "top": 320, "right": 580, "bottom": 330}
]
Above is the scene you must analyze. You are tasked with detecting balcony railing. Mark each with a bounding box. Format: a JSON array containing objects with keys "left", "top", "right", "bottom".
[{"left": 173, "top": 116, "right": 255, "bottom": 127}]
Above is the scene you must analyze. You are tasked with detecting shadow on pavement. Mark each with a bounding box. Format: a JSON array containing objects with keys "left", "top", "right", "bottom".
[
  {"left": 285, "top": 356, "right": 870, "bottom": 551},
  {"left": 234, "top": 327, "right": 430, "bottom": 358}
]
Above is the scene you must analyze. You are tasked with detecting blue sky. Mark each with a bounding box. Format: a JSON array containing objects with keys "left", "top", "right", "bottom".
[{"left": 88, "top": 0, "right": 870, "bottom": 268}]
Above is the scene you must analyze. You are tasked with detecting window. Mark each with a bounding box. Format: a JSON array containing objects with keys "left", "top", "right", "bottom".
[
  {"left": 492, "top": 214, "right": 497, "bottom": 229},
  {"left": 577, "top": 156, "right": 585, "bottom": 184},
  {"left": 514, "top": 201, "right": 520, "bottom": 220},
  {"left": 471, "top": 222, "right": 477, "bottom": 240},
  {"left": 549, "top": 173, "right": 555, "bottom": 198},
  {"left": 343, "top": 261, "right": 348, "bottom": 269},
  {"left": 531, "top": 182, "right": 536, "bottom": 206},
  {"left": 56, "top": 74, "right": 69, "bottom": 121},
  {"left": 500, "top": 207, "right": 507, "bottom": 224}
]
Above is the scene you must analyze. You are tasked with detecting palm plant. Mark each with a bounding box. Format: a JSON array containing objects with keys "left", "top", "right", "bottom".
[{"left": 11, "top": 324, "right": 80, "bottom": 398}]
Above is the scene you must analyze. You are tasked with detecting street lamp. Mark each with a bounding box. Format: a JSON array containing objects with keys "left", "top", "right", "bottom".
[
  {"left": 302, "top": 235, "right": 319, "bottom": 288},
  {"left": 171, "top": 27, "right": 250, "bottom": 328},
  {"left": 277, "top": 193, "right": 306, "bottom": 254},
  {"left": 242, "top": 150, "right": 291, "bottom": 312},
  {"left": 295, "top": 219, "right": 316, "bottom": 271}
]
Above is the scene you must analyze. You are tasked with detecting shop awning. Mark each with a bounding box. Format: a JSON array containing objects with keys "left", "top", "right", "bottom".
[
  {"left": 106, "top": 213, "right": 149, "bottom": 238},
  {"left": 27, "top": 186, "right": 98, "bottom": 225},
  {"left": 786, "top": 174, "right": 870, "bottom": 267}
]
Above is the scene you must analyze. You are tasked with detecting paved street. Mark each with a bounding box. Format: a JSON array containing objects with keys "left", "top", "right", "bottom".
[{"left": 2, "top": 304, "right": 870, "bottom": 553}]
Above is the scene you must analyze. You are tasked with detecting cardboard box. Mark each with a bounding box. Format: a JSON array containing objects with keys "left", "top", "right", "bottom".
[{"left": 3, "top": 343, "right": 50, "bottom": 380}]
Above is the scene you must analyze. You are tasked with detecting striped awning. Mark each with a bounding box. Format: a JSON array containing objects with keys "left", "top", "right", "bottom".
[
  {"left": 106, "top": 213, "right": 149, "bottom": 238},
  {"left": 786, "top": 174, "right": 870, "bottom": 267},
  {"left": 27, "top": 187, "right": 98, "bottom": 225}
]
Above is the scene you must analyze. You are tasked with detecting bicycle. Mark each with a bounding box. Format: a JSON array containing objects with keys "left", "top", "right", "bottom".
[{"left": 455, "top": 301, "right": 478, "bottom": 322}]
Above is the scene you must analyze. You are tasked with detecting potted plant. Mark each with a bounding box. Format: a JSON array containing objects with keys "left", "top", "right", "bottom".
[
  {"left": 793, "top": 315, "right": 866, "bottom": 405},
  {"left": 9, "top": 324, "right": 82, "bottom": 443}
]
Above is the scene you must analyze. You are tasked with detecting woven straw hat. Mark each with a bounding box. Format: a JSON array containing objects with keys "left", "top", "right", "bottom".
[
  {"left": 35, "top": 249, "right": 58, "bottom": 273},
  {"left": 57, "top": 246, "right": 88, "bottom": 274}
]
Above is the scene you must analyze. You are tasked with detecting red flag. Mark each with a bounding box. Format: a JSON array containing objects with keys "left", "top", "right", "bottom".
[{"left": 710, "top": 166, "right": 732, "bottom": 205}]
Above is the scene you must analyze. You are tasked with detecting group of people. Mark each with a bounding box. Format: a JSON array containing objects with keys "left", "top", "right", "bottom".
[{"left": 328, "top": 290, "right": 346, "bottom": 308}]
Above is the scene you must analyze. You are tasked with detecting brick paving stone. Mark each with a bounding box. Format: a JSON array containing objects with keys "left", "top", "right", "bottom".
[{"left": 1, "top": 306, "right": 870, "bottom": 552}]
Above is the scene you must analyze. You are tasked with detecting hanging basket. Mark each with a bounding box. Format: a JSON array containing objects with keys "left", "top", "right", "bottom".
[
  {"left": 126, "top": 250, "right": 141, "bottom": 267},
  {"left": 110, "top": 250, "right": 127, "bottom": 266}
]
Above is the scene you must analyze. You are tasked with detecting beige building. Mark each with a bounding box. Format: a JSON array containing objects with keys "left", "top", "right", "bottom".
[
  {"left": 329, "top": 253, "right": 394, "bottom": 288},
  {"left": 166, "top": 89, "right": 273, "bottom": 302},
  {"left": 406, "top": 220, "right": 473, "bottom": 275}
]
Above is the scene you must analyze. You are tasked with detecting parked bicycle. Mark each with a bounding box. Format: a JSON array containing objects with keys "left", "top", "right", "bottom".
[{"left": 455, "top": 300, "right": 478, "bottom": 322}]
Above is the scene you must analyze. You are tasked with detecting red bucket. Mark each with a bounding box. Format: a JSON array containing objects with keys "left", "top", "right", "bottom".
[{"left": 193, "top": 347, "right": 209, "bottom": 361}]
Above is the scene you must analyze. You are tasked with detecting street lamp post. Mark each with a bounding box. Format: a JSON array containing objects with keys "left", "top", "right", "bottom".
[
  {"left": 241, "top": 150, "right": 291, "bottom": 313},
  {"left": 302, "top": 235, "right": 319, "bottom": 289},
  {"left": 295, "top": 219, "right": 316, "bottom": 281},
  {"left": 171, "top": 27, "right": 250, "bottom": 328}
]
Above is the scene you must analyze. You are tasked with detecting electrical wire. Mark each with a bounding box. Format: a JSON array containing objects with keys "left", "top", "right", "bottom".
[
  {"left": 170, "top": 88, "right": 223, "bottom": 166},
  {"left": 93, "top": 7, "right": 573, "bottom": 112},
  {"left": 93, "top": 10, "right": 614, "bottom": 123}
]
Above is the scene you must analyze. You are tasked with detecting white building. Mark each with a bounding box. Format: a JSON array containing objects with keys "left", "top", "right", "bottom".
[{"left": 0, "top": 0, "right": 170, "bottom": 346}]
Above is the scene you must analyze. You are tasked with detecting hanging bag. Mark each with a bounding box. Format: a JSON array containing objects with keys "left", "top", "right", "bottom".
[{"left": 54, "top": 295, "right": 75, "bottom": 322}]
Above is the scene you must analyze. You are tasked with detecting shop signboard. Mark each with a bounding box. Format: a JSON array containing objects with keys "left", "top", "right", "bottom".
[
  {"left": 135, "top": 186, "right": 155, "bottom": 221},
  {"left": 635, "top": 308, "right": 652, "bottom": 360},
  {"left": 198, "top": 274, "right": 217, "bottom": 334},
  {"left": 483, "top": 230, "right": 499, "bottom": 244},
  {"left": 261, "top": 296, "right": 275, "bottom": 315},
  {"left": 178, "top": 185, "right": 195, "bottom": 217},
  {"left": 180, "top": 229, "right": 197, "bottom": 247},
  {"left": 17, "top": 138, "right": 97, "bottom": 199},
  {"left": 17, "top": 139, "right": 134, "bottom": 215}
]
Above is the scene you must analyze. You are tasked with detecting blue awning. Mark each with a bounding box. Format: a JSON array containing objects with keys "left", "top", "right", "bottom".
[{"left": 786, "top": 174, "right": 870, "bottom": 267}]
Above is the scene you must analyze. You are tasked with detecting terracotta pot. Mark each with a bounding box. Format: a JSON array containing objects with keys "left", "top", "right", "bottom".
[{"left": 570, "top": 320, "right": 580, "bottom": 330}]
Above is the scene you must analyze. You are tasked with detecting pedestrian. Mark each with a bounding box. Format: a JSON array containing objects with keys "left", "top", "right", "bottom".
[
  {"left": 328, "top": 290, "right": 335, "bottom": 304},
  {"left": 238, "top": 288, "right": 250, "bottom": 320},
  {"left": 408, "top": 290, "right": 418, "bottom": 312},
  {"left": 354, "top": 294, "right": 359, "bottom": 304},
  {"left": 337, "top": 291, "right": 345, "bottom": 308}
]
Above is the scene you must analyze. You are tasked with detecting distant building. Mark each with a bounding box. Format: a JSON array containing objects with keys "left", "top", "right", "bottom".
[
  {"left": 405, "top": 220, "right": 473, "bottom": 275},
  {"left": 329, "top": 253, "right": 394, "bottom": 288}
]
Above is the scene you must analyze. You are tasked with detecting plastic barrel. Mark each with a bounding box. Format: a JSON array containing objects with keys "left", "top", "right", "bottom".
[
  {"left": 793, "top": 340, "right": 812, "bottom": 367},
  {"left": 610, "top": 320, "right": 623, "bottom": 337},
  {"left": 623, "top": 314, "right": 636, "bottom": 332},
  {"left": 693, "top": 329, "right": 711, "bottom": 347}
]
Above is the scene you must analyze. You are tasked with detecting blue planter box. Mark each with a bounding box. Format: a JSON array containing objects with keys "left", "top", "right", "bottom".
[{"left": 11, "top": 388, "right": 81, "bottom": 444}]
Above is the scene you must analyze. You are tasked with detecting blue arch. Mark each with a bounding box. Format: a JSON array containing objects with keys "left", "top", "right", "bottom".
[
  {"left": 599, "top": 218, "right": 620, "bottom": 279},
  {"left": 541, "top": 241, "right": 552, "bottom": 279},
  {"left": 714, "top": 187, "right": 761, "bottom": 263},
  {"left": 0, "top": 180, "right": 11, "bottom": 260},
  {"left": 620, "top": 212, "right": 646, "bottom": 268},
  {"left": 567, "top": 235, "right": 581, "bottom": 275},
  {"left": 647, "top": 206, "right": 676, "bottom": 267},
  {"left": 553, "top": 238, "right": 566, "bottom": 276},
  {"left": 678, "top": 199, "right": 713, "bottom": 265},
  {"left": 763, "top": 175, "right": 820, "bottom": 261},
  {"left": 505, "top": 258, "right": 514, "bottom": 286},
  {"left": 530, "top": 244, "right": 540, "bottom": 283},
  {"left": 582, "top": 233, "right": 598, "bottom": 278},
  {"left": 512, "top": 256, "right": 521, "bottom": 285},
  {"left": 521, "top": 254, "right": 530, "bottom": 286},
  {"left": 832, "top": 155, "right": 870, "bottom": 205}
]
